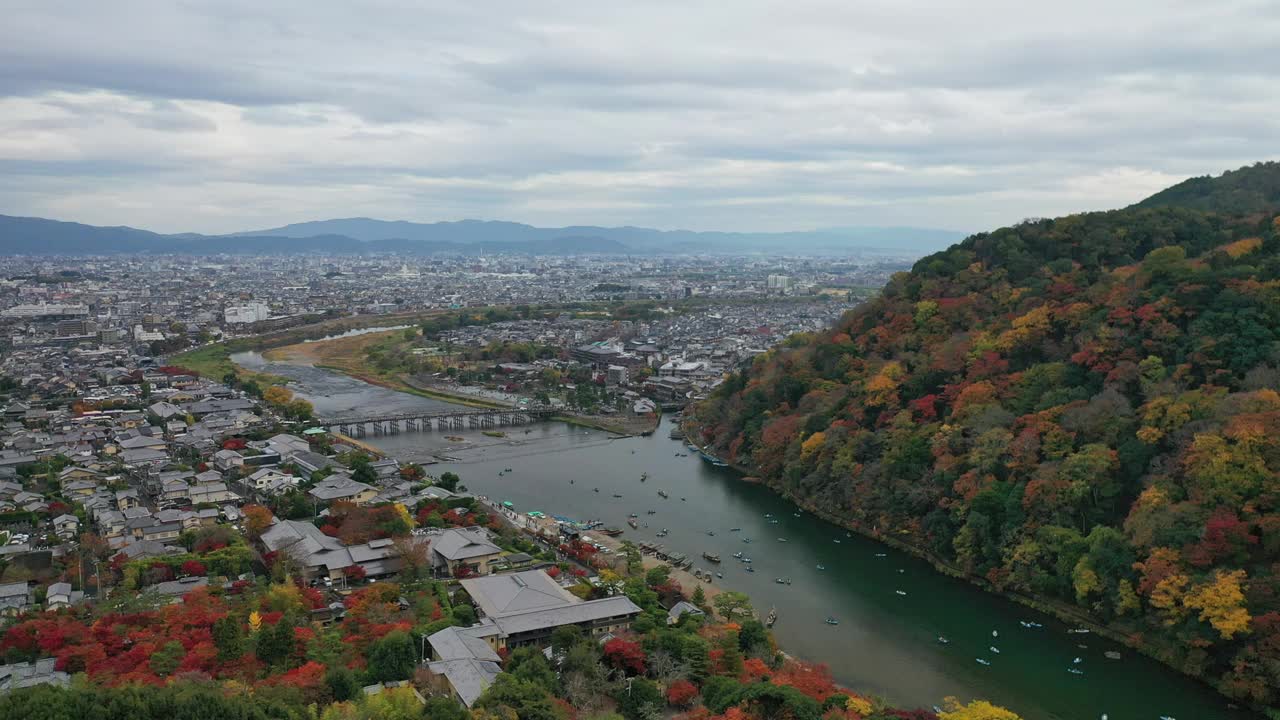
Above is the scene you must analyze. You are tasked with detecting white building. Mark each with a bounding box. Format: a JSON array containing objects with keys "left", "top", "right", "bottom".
[{"left": 224, "top": 302, "right": 271, "bottom": 325}]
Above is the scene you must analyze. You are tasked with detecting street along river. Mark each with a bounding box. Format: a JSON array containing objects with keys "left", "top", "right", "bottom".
[{"left": 234, "top": 350, "right": 1253, "bottom": 719}]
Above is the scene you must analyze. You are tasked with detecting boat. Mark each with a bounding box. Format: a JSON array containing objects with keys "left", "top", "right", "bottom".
[
  {"left": 729, "top": 527, "right": 741, "bottom": 532},
  {"left": 1104, "top": 651, "right": 1122, "bottom": 660},
  {"left": 777, "top": 537, "right": 788, "bottom": 542},
  {"left": 612, "top": 494, "right": 623, "bottom": 498},
  {"left": 600, "top": 527, "right": 624, "bottom": 537},
  {"left": 895, "top": 590, "right": 908, "bottom": 596},
  {"left": 640, "top": 472, "right": 648, "bottom": 481},
  {"left": 715, "top": 572, "right": 723, "bottom": 579},
  {"left": 989, "top": 646, "right": 1000, "bottom": 654},
  {"left": 833, "top": 539, "right": 841, "bottom": 544},
  {"left": 765, "top": 513, "right": 773, "bottom": 518},
  {"left": 733, "top": 551, "right": 743, "bottom": 559},
  {"left": 742, "top": 538, "right": 752, "bottom": 543},
  {"left": 628, "top": 519, "right": 639, "bottom": 529},
  {"left": 741, "top": 557, "right": 752, "bottom": 563},
  {"left": 816, "top": 564, "right": 825, "bottom": 570},
  {"left": 793, "top": 512, "right": 801, "bottom": 518},
  {"left": 937, "top": 637, "right": 949, "bottom": 644},
  {"left": 825, "top": 616, "right": 839, "bottom": 626},
  {"left": 646, "top": 510, "right": 657, "bottom": 515},
  {"left": 1067, "top": 628, "right": 1091, "bottom": 634},
  {"left": 1073, "top": 657, "right": 1082, "bottom": 664},
  {"left": 744, "top": 566, "right": 755, "bottom": 573},
  {"left": 706, "top": 530, "right": 715, "bottom": 536},
  {"left": 765, "top": 607, "right": 778, "bottom": 627},
  {"left": 657, "top": 490, "right": 669, "bottom": 498},
  {"left": 1067, "top": 668, "right": 1085, "bottom": 675},
  {"left": 875, "top": 553, "right": 887, "bottom": 557},
  {"left": 702, "top": 552, "right": 721, "bottom": 563},
  {"left": 505, "top": 468, "right": 513, "bottom": 472},
  {"left": 976, "top": 658, "right": 991, "bottom": 666},
  {"left": 775, "top": 577, "right": 791, "bottom": 585}
]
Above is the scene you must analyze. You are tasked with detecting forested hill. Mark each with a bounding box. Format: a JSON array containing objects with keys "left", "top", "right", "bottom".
[{"left": 693, "top": 161, "right": 1280, "bottom": 710}]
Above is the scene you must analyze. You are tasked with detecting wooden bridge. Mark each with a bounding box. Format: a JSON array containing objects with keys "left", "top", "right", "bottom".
[{"left": 320, "top": 406, "right": 557, "bottom": 437}]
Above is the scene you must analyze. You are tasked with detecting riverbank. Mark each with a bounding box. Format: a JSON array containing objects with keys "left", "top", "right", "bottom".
[
  {"left": 681, "top": 425, "right": 1250, "bottom": 713},
  {"left": 267, "top": 329, "right": 661, "bottom": 437}
]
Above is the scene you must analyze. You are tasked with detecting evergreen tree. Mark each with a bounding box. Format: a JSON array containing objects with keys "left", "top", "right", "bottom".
[{"left": 366, "top": 630, "right": 416, "bottom": 683}]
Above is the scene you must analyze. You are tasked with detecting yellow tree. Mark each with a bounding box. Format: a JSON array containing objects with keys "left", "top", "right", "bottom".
[
  {"left": 1183, "top": 569, "right": 1252, "bottom": 640},
  {"left": 939, "top": 697, "right": 1023, "bottom": 720},
  {"left": 263, "top": 385, "right": 294, "bottom": 405}
]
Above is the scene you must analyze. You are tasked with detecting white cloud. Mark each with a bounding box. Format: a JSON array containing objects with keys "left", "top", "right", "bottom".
[{"left": 0, "top": 0, "right": 1276, "bottom": 235}]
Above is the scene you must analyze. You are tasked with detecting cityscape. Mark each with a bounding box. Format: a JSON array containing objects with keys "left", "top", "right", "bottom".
[{"left": 1, "top": 2, "right": 1277, "bottom": 720}]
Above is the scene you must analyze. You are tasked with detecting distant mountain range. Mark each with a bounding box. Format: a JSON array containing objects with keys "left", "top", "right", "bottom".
[{"left": 0, "top": 213, "right": 966, "bottom": 257}]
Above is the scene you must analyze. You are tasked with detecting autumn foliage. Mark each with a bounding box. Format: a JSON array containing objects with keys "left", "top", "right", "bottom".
[{"left": 695, "top": 163, "right": 1280, "bottom": 706}]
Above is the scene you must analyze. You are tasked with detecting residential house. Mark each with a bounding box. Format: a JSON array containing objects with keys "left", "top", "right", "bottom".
[
  {"left": 425, "top": 569, "right": 640, "bottom": 699},
  {"left": 0, "top": 582, "right": 34, "bottom": 615},
  {"left": 430, "top": 527, "right": 504, "bottom": 577},
  {"left": 0, "top": 658, "right": 70, "bottom": 691},
  {"left": 45, "top": 582, "right": 84, "bottom": 610},
  {"left": 51, "top": 514, "right": 79, "bottom": 540},
  {"left": 308, "top": 476, "right": 377, "bottom": 506}
]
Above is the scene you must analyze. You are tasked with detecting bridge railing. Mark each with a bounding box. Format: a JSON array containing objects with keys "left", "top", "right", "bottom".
[{"left": 318, "top": 405, "right": 556, "bottom": 426}]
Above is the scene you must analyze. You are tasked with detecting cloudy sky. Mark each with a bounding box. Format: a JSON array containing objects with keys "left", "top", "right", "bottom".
[{"left": 1, "top": 0, "right": 1276, "bottom": 235}]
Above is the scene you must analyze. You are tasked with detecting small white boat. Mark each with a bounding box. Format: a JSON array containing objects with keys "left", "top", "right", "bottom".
[
  {"left": 777, "top": 537, "right": 788, "bottom": 542},
  {"left": 989, "top": 646, "right": 1000, "bottom": 654},
  {"left": 1073, "top": 657, "right": 1082, "bottom": 664},
  {"left": 875, "top": 553, "right": 887, "bottom": 557},
  {"left": 976, "top": 658, "right": 991, "bottom": 666},
  {"left": 1067, "top": 668, "right": 1085, "bottom": 675},
  {"left": 937, "top": 636, "right": 949, "bottom": 644},
  {"left": 895, "top": 590, "right": 907, "bottom": 596},
  {"left": 992, "top": 630, "right": 999, "bottom": 638},
  {"left": 816, "top": 564, "right": 825, "bottom": 570},
  {"left": 833, "top": 539, "right": 841, "bottom": 544}
]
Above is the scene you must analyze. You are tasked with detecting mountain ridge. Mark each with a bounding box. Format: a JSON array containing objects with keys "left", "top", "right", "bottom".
[
  {"left": 693, "top": 161, "right": 1280, "bottom": 712},
  {"left": 0, "top": 212, "right": 964, "bottom": 256}
]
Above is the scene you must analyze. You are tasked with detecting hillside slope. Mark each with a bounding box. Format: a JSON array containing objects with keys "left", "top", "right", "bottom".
[{"left": 694, "top": 162, "right": 1280, "bottom": 710}]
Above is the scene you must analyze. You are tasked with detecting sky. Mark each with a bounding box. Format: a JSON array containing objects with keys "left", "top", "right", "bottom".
[{"left": 1, "top": 0, "right": 1277, "bottom": 236}]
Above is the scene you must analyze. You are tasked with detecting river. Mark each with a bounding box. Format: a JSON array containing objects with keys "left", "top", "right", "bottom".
[{"left": 232, "top": 349, "right": 1252, "bottom": 720}]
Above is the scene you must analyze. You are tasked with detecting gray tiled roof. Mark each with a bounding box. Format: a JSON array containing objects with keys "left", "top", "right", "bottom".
[
  {"left": 431, "top": 527, "right": 501, "bottom": 561},
  {"left": 426, "top": 658, "right": 501, "bottom": 707},
  {"left": 490, "top": 595, "right": 642, "bottom": 636},
  {"left": 460, "top": 570, "right": 579, "bottom": 617}
]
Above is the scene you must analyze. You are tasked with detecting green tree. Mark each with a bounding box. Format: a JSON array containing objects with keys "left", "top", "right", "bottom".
[
  {"left": 212, "top": 614, "right": 245, "bottom": 660},
  {"left": 712, "top": 590, "right": 753, "bottom": 621},
  {"left": 506, "top": 647, "right": 558, "bottom": 695},
  {"left": 437, "top": 472, "right": 461, "bottom": 492},
  {"left": 148, "top": 640, "right": 184, "bottom": 677},
  {"left": 366, "top": 630, "right": 417, "bottom": 683},
  {"left": 325, "top": 665, "right": 362, "bottom": 702},
  {"left": 550, "top": 625, "right": 584, "bottom": 654},
  {"left": 475, "top": 674, "right": 560, "bottom": 720},
  {"left": 738, "top": 683, "right": 821, "bottom": 720},
  {"left": 701, "top": 675, "right": 744, "bottom": 713},
  {"left": 614, "top": 678, "right": 663, "bottom": 720}
]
